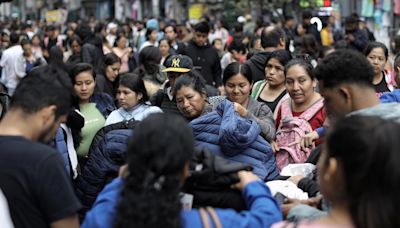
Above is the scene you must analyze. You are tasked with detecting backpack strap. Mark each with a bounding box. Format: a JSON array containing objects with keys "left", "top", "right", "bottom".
[
  {"left": 199, "top": 207, "right": 222, "bottom": 228},
  {"left": 251, "top": 80, "right": 266, "bottom": 99},
  {"left": 299, "top": 98, "right": 324, "bottom": 121},
  {"left": 280, "top": 98, "right": 293, "bottom": 119},
  {"left": 199, "top": 208, "right": 211, "bottom": 228},
  {"left": 206, "top": 207, "right": 222, "bottom": 228}
]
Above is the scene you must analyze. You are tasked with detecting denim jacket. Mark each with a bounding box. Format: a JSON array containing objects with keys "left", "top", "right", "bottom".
[{"left": 89, "top": 93, "right": 116, "bottom": 119}]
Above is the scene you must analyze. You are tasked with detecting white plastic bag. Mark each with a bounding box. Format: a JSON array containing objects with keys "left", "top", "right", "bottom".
[
  {"left": 266, "top": 180, "right": 309, "bottom": 200},
  {"left": 280, "top": 163, "right": 316, "bottom": 178}
]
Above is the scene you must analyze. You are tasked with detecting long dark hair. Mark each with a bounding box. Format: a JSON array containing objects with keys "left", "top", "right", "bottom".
[
  {"left": 102, "top": 52, "right": 121, "bottom": 71},
  {"left": 300, "top": 34, "right": 320, "bottom": 59},
  {"left": 115, "top": 114, "right": 194, "bottom": 228},
  {"left": 222, "top": 62, "right": 253, "bottom": 85},
  {"left": 284, "top": 58, "right": 315, "bottom": 80},
  {"left": 364, "top": 41, "right": 388, "bottom": 60},
  {"left": 325, "top": 116, "right": 400, "bottom": 228},
  {"left": 173, "top": 73, "right": 207, "bottom": 98},
  {"left": 48, "top": 46, "right": 70, "bottom": 73},
  {"left": 265, "top": 50, "right": 292, "bottom": 67},
  {"left": 137, "top": 46, "right": 161, "bottom": 75},
  {"left": 119, "top": 73, "right": 149, "bottom": 104}
]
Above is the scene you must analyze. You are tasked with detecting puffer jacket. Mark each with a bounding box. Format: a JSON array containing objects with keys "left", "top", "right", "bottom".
[
  {"left": 189, "top": 100, "right": 279, "bottom": 181},
  {"left": 75, "top": 119, "right": 139, "bottom": 215},
  {"left": 51, "top": 128, "right": 71, "bottom": 177}
]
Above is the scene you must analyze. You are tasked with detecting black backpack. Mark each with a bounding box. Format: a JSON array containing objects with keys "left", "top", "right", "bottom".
[{"left": 183, "top": 148, "right": 253, "bottom": 211}]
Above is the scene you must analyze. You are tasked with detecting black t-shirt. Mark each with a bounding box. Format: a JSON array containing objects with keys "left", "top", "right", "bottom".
[
  {"left": 257, "top": 90, "right": 287, "bottom": 113},
  {"left": 374, "top": 74, "right": 391, "bottom": 97},
  {"left": 0, "top": 136, "right": 81, "bottom": 228}
]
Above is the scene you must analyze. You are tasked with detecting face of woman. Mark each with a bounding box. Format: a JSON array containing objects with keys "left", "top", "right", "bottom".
[
  {"left": 367, "top": 47, "right": 387, "bottom": 75},
  {"left": 159, "top": 40, "right": 170, "bottom": 56},
  {"left": 117, "top": 37, "right": 127, "bottom": 48},
  {"left": 22, "top": 44, "right": 32, "bottom": 56},
  {"left": 117, "top": 85, "right": 142, "bottom": 110},
  {"left": 224, "top": 73, "right": 252, "bottom": 106},
  {"left": 395, "top": 65, "right": 400, "bottom": 86},
  {"left": 74, "top": 71, "right": 96, "bottom": 103},
  {"left": 265, "top": 58, "right": 285, "bottom": 87},
  {"left": 213, "top": 40, "right": 223, "bottom": 52},
  {"left": 31, "top": 36, "right": 40, "bottom": 46},
  {"left": 176, "top": 86, "right": 207, "bottom": 119},
  {"left": 71, "top": 40, "right": 81, "bottom": 55},
  {"left": 150, "top": 30, "right": 158, "bottom": 42},
  {"left": 285, "top": 64, "right": 317, "bottom": 105},
  {"left": 106, "top": 62, "right": 121, "bottom": 82}
]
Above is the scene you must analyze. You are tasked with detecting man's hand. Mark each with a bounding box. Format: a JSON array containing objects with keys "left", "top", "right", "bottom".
[
  {"left": 119, "top": 164, "right": 129, "bottom": 179},
  {"left": 345, "top": 34, "right": 355, "bottom": 42},
  {"left": 286, "top": 131, "right": 318, "bottom": 151},
  {"left": 301, "top": 195, "right": 323, "bottom": 208},
  {"left": 298, "top": 131, "right": 319, "bottom": 151},
  {"left": 232, "top": 171, "right": 259, "bottom": 190}
]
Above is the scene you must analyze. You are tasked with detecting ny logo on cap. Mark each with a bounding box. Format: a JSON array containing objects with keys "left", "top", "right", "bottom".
[{"left": 172, "top": 58, "right": 180, "bottom": 68}]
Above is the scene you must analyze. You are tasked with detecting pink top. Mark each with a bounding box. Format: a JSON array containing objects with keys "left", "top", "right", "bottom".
[
  {"left": 112, "top": 47, "right": 130, "bottom": 73},
  {"left": 31, "top": 46, "right": 43, "bottom": 58},
  {"left": 272, "top": 221, "right": 354, "bottom": 228}
]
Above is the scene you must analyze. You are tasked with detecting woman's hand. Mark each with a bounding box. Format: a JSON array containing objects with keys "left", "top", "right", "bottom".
[
  {"left": 271, "top": 140, "right": 280, "bottom": 153},
  {"left": 287, "top": 175, "right": 305, "bottom": 186},
  {"left": 232, "top": 171, "right": 259, "bottom": 191},
  {"left": 217, "top": 86, "right": 225, "bottom": 96},
  {"left": 233, "top": 102, "right": 248, "bottom": 117}
]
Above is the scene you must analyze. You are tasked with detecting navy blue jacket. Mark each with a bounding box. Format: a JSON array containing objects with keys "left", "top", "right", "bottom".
[
  {"left": 75, "top": 120, "right": 139, "bottom": 215},
  {"left": 189, "top": 100, "right": 279, "bottom": 181}
]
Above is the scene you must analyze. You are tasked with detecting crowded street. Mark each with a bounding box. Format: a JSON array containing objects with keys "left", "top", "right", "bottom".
[{"left": 0, "top": 0, "right": 400, "bottom": 227}]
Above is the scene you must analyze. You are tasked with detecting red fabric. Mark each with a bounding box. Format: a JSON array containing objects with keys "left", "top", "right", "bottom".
[
  {"left": 226, "top": 35, "right": 233, "bottom": 46},
  {"left": 396, "top": 0, "right": 400, "bottom": 15}
]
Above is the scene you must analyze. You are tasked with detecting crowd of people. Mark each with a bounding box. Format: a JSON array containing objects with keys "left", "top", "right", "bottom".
[{"left": 0, "top": 9, "right": 400, "bottom": 228}]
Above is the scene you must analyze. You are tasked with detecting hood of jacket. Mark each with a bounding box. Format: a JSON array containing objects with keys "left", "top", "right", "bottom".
[{"left": 215, "top": 100, "right": 261, "bottom": 156}]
